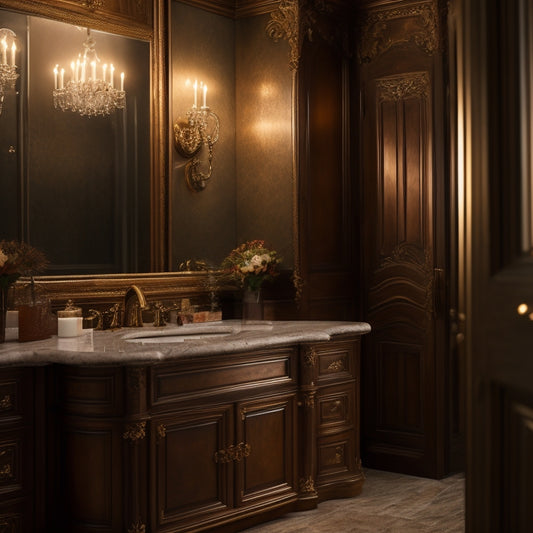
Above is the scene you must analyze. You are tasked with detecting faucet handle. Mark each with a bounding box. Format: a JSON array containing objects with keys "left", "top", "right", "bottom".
[
  {"left": 107, "top": 303, "right": 122, "bottom": 329},
  {"left": 152, "top": 302, "right": 167, "bottom": 327},
  {"left": 88, "top": 309, "right": 104, "bottom": 330}
]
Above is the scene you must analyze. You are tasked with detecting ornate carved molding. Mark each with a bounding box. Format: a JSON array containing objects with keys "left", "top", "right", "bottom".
[
  {"left": 376, "top": 71, "right": 430, "bottom": 102},
  {"left": 267, "top": 0, "right": 349, "bottom": 71},
  {"left": 123, "top": 422, "right": 146, "bottom": 442},
  {"left": 128, "top": 520, "right": 146, "bottom": 533},
  {"left": 303, "top": 346, "right": 317, "bottom": 367},
  {"left": 359, "top": 1, "right": 439, "bottom": 62},
  {"left": 378, "top": 242, "right": 432, "bottom": 272},
  {"left": 266, "top": 0, "right": 302, "bottom": 71},
  {"left": 302, "top": 391, "right": 315, "bottom": 408},
  {"left": 82, "top": 0, "right": 104, "bottom": 11},
  {"left": 299, "top": 475, "right": 316, "bottom": 494},
  {"left": 157, "top": 424, "right": 166, "bottom": 440},
  {"left": 214, "top": 442, "right": 251, "bottom": 463}
]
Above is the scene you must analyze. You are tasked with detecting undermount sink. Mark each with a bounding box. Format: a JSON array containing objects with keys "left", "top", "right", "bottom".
[{"left": 123, "top": 325, "right": 235, "bottom": 344}]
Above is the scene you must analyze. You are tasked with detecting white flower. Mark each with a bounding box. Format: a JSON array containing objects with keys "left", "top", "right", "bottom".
[
  {"left": 240, "top": 263, "right": 254, "bottom": 274},
  {"left": 0, "top": 249, "right": 7, "bottom": 268}
]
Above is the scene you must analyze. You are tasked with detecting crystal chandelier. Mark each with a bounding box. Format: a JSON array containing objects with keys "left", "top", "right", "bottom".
[
  {"left": 53, "top": 28, "right": 125, "bottom": 117},
  {"left": 0, "top": 28, "right": 19, "bottom": 116}
]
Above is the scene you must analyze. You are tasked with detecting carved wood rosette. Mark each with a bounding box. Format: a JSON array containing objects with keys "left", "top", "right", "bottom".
[{"left": 359, "top": 0, "right": 439, "bottom": 62}]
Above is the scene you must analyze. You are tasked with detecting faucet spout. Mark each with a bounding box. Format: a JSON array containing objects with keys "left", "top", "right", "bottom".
[{"left": 124, "top": 285, "right": 149, "bottom": 327}]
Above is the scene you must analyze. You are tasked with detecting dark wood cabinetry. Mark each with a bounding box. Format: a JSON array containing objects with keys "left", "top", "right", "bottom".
[
  {"left": 0, "top": 335, "right": 362, "bottom": 532},
  {"left": 356, "top": 0, "right": 458, "bottom": 478},
  {"left": 0, "top": 369, "right": 34, "bottom": 532}
]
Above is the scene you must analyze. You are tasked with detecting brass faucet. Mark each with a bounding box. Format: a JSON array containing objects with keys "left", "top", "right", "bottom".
[{"left": 124, "top": 285, "right": 149, "bottom": 327}]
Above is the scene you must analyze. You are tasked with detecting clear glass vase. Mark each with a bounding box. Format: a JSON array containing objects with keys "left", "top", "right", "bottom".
[{"left": 242, "top": 287, "right": 264, "bottom": 323}]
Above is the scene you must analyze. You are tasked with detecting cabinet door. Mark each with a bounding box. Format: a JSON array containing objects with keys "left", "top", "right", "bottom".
[
  {"left": 236, "top": 394, "right": 298, "bottom": 507},
  {"left": 153, "top": 404, "right": 234, "bottom": 532}
]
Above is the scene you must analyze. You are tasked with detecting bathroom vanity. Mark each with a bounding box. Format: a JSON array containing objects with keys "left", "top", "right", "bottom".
[{"left": 0, "top": 320, "right": 370, "bottom": 532}]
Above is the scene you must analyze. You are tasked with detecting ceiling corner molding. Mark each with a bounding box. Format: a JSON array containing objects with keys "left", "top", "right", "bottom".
[{"left": 174, "top": 0, "right": 235, "bottom": 18}]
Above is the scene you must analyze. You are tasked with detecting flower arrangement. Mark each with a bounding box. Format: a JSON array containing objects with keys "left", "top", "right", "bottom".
[
  {"left": 221, "top": 240, "right": 281, "bottom": 292},
  {"left": 0, "top": 240, "right": 48, "bottom": 289}
]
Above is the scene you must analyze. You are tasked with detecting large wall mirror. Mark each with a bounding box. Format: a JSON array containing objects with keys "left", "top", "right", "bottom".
[
  {"left": 0, "top": 7, "right": 151, "bottom": 275},
  {"left": 0, "top": 0, "right": 167, "bottom": 282}
]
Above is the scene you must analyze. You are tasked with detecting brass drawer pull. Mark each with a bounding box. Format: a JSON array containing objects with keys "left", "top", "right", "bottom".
[
  {"left": 0, "top": 395, "right": 12, "bottom": 411},
  {"left": 327, "top": 359, "right": 345, "bottom": 372}
]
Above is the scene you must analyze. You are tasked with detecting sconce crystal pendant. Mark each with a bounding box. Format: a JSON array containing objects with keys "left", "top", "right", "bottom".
[
  {"left": 52, "top": 28, "right": 125, "bottom": 117},
  {"left": 0, "top": 28, "right": 19, "bottom": 116},
  {"left": 174, "top": 80, "right": 220, "bottom": 192}
]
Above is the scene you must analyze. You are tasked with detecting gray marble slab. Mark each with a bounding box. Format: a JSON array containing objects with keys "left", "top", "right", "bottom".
[{"left": 0, "top": 320, "right": 371, "bottom": 367}]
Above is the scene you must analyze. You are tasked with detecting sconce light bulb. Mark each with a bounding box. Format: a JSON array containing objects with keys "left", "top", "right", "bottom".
[{"left": 517, "top": 303, "right": 529, "bottom": 315}]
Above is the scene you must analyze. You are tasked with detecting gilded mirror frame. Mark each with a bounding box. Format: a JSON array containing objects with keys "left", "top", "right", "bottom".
[{"left": 0, "top": 0, "right": 175, "bottom": 305}]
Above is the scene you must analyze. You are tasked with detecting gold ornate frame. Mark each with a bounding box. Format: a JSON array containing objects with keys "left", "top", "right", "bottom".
[{"left": 0, "top": 0, "right": 173, "bottom": 304}]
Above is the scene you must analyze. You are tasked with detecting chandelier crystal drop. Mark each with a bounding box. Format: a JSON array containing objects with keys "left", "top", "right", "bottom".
[
  {"left": 53, "top": 28, "right": 125, "bottom": 117},
  {"left": 0, "top": 28, "right": 19, "bottom": 116}
]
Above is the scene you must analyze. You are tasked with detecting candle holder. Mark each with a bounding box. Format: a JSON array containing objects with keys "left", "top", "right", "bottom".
[
  {"left": 52, "top": 28, "right": 125, "bottom": 117},
  {"left": 0, "top": 28, "right": 19, "bottom": 116},
  {"left": 173, "top": 81, "right": 220, "bottom": 192}
]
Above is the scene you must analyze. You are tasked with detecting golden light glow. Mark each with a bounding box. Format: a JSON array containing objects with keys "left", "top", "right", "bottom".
[{"left": 517, "top": 303, "right": 529, "bottom": 315}]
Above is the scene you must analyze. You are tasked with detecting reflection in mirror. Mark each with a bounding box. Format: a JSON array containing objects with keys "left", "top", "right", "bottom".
[
  {"left": 170, "top": 1, "right": 294, "bottom": 271},
  {"left": 0, "top": 8, "right": 150, "bottom": 275}
]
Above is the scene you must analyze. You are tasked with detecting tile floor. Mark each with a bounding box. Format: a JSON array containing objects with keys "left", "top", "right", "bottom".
[{"left": 244, "top": 468, "right": 465, "bottom": 532}]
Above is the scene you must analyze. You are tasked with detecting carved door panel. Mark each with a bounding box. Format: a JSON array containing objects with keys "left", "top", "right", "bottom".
[
  {"left": 236, "top": 394, "right": 298, "bottom": 507},
  {"left": 153, "top": 405, "right": 234, "bottom": 532},
  {"left": 359, "top": 0, "right": 450, "bottom": 478}
]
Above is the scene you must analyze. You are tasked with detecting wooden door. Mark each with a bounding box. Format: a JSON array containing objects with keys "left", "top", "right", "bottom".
[
  {"left": 237, "top": 394, "right": 297, "bottom": 507},
  {"left": 153, "top": 405, "right": 234, "bottom": 532},
  {"left": 358, "top": 0, "right": 451, "bottom": 478},
  {"left": 459, "top": 0, "right": 533, "bottom": 530}
]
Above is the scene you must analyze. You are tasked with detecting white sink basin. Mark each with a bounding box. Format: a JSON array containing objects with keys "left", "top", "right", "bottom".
[{"left": 123, "top": 325, "right": 235, "bottom": 344}]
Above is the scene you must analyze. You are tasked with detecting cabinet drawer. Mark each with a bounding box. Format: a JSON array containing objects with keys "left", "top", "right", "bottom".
[
  {"left": 316, "top": 430, "right": 357, "bottom": 486},
  {"left": 314, "top": 340, "right": 359, "bottom": 384},
  {"left": 151, "top": 349, "right": 297, "bottom": 406},
  {"left": 0, "top": 370, "right": 32, "bottom": 424},
  {"left": 0, "top": 428, "right": 32, "bottom": 497},
  {"left": 316, "top": 384, "right": 356, "bottom": 434}
]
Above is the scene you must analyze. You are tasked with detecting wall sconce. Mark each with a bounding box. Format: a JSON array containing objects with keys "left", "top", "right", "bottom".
[
  {"left": 0, "top": 28, "right": 19, "bottom": 116},
  {"left": 173, "top": 79, "right": 219, "bottom": 192},
  {"left": 52, "top": 28, "right": 125, "bottom": 117}
]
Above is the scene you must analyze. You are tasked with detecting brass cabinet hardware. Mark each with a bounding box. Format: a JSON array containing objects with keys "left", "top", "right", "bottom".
[
  {"left": 327, "top": 359, "right": 345, "bottom": 372},
  {"left": 122, "top": 422, "right": 146, "bottom": 442},
  {"left": 0, "top": 463, "right": 11, "bottom": 480},
  {"left": 214, "top": 442, "right": 251, "bottom": 464},
  {"left": 0, "top": 395, "right": 12, "bottom": 410},
  {"left": 157, "top": 424, "right": 166, "bottom": 439}
]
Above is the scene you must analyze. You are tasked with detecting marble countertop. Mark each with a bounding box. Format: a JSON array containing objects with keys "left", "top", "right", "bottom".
[{"left": 0, "top": 320, "right": 371, "bottom": 367}]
